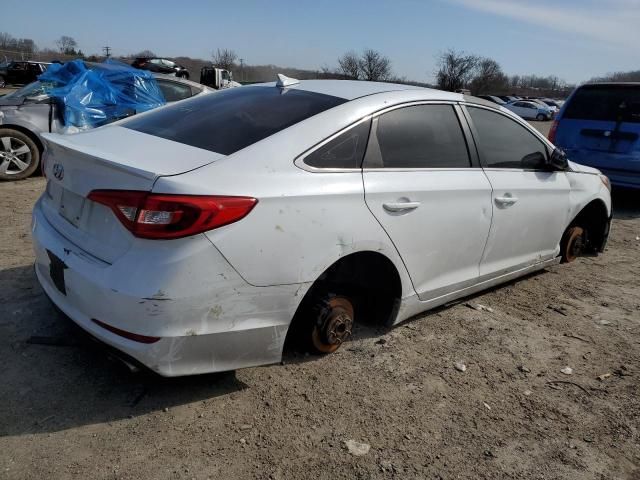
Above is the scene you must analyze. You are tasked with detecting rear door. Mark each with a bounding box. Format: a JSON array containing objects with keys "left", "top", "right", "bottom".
[
  {"left": 555, "top": 84, "right": 640, "bottom": 186},
  {"left": 362, "top": 103, "right": 493, "bottom": 300},
  {"left": 464, "top": 105, "right": 570, "bottom": 277}
]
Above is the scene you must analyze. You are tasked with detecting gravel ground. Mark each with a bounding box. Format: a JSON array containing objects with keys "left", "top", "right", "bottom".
[{"left": 0, "top": 123, "right": 638, "bottom": 480}]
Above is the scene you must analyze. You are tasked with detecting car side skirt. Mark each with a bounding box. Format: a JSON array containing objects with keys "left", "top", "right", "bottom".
[{"left": 395, "top": 257, "right": 561, "bottom": 324}]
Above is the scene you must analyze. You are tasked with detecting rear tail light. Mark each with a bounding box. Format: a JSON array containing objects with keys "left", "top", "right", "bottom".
[
  {"left": 548, "top": 119, "right": 559, "bottom": 143},
  {"left": 87, "top": 190, "right": 257, "bottom": 239}
]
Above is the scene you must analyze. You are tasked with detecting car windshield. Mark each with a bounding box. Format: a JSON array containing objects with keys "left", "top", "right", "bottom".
[
  {"left": 4, "top": 80, "right": 57, "bottom": 100},
  {"left": 124, "top": 85, "right": 347, "bottom": 155},
  {"left": 564, "top": 84, "right": 640, "bottom": 123}
]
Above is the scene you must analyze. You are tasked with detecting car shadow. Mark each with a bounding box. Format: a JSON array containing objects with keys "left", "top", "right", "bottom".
[
  {"left": 612, "top": 187, "right": 640, "bottom": 219},
  {"left": 0, "top": 264, "right": 247, "bottom": 437}
]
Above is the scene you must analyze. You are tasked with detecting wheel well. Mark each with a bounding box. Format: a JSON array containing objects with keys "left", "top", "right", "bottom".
[
  {"left": 568, "top": 199, "right": 609, "bottom": 252},
  {"left": 285, "top": 251, "right": 403, "bottom": 348},
  {"left": 0, "top": 124, "right": 44, "bottom": 154}
]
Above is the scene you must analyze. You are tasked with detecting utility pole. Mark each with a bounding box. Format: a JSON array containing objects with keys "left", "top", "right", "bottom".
[
  {"left": 239, "top": 58, "right": 244, "bottom": 82},
  {"left": 103, "top": 46, "right": 111, "bottom": 58}
]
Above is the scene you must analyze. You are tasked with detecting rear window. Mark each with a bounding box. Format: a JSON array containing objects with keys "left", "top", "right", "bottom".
[
  {"left": 124, "top": 86, "right": 347, "bottom": 155},
  {"left": 564, "top": 85, "right": 640, "bottom": 123}
]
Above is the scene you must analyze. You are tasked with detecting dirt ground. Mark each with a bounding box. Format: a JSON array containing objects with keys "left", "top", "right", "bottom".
[{"left": 1, "top": 123, "right": 639, "bottom": 480}]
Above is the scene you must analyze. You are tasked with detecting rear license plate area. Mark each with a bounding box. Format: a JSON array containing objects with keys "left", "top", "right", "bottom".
[{"left": 59, "top": 188, "right": 85, "bottom": 227}]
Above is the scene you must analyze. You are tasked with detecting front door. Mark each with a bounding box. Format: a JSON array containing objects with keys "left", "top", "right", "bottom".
[
  {"left": 362, "top": 103, "right": 493, "bottom": 300},
  {"left": 465, "top": 106, "right": 571, "bottom": 277}
]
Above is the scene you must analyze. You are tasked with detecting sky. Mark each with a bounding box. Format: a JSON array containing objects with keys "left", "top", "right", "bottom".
[{"left": 3, "top": 0, "right": 640, "bottom": 84}]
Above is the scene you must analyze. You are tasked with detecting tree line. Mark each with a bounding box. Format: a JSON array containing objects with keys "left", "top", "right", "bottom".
[{"left": 3, "top": 30, "right": 635, "bottom": 97}]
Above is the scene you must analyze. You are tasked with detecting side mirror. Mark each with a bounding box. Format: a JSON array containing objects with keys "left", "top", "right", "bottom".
[
  {"left": 521, "top": 151, "right": 547, "bottom": 169},
  {"left": 549, "top": 147, "right": 569, "bottom": 171}
]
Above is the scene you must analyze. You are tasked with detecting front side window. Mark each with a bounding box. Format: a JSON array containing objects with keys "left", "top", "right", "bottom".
[
  {"left": 304, "top": 120, "right": 371, "bottom": 169},
  {"left": 467, "top": 107, "right": 548, "bottom": 169},
  {"left": 368, "top": 104, "right": 470, "bottom": 168}
]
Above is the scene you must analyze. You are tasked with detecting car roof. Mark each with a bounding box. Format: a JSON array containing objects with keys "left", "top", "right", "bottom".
[
  {"left": 250, "top": 79, "right": 457, "bottom": 101},
  {"left": 580, "top": 82, "right": 640, "bottom": 87}
]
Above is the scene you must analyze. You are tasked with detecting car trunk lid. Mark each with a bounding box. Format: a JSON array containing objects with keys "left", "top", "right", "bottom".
[{"left": 40, "top": 126, "right": 223, "bottom": 263}]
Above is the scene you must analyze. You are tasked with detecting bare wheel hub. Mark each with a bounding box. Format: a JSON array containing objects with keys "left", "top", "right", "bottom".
[
  {"left": 563, "top": 226, "right": 585, "bottom": 263},
  {"left": 311, "top": 296, "right": 354, "bottom": 353}
]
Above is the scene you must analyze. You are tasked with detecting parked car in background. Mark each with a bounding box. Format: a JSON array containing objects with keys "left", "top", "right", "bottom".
[
  {"left": 0, "top": 61, "right": 51, "bottom": 88},
  {"left": 32, "top": 79, "right": 611, "bottom": 376},
  {"left": 0, "top": 73, "right": 212, "bottom": 180},
  {"left": 505, "top": 100, "right": 553, "bottom": 120},
  {"left": 477, "top": 95, "right": 507, "bottom": 105},
  {"left": 541, "top": 98, "right": 563, "bottom": 109},
  {"left": 131, "top": 57, "right": 189, "bottom": 79},
  {"left": 498, "top": 95, "right": 520, "bottom": 103},
  {"left": 527, "top": 98, "right": 559, "bottom": 114},
  {"left": 550, "top": 82, "right": 640, "bottom": 189}
]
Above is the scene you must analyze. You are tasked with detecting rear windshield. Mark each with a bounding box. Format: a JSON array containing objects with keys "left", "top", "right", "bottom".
[
  {"left": 124, "top": 86, "right": 347, "bottom": 155},
  {"left": 564, "top": 84, "right": 640, "bottom": 123}
]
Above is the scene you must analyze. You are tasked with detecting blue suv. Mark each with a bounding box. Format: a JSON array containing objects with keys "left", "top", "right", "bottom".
[{"left": 550, "top": 83, "right": 640, "bottom": 189}]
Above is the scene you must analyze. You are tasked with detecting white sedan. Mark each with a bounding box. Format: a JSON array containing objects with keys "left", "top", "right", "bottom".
[
  {"left": 504, "top": 100, "right": 554, "bottom": 120},
  {"left": 32, "top": 78, "right": 612, "bottom": 376}
]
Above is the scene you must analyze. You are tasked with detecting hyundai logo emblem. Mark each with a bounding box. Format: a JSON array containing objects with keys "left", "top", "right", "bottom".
[{"left": 52, "top": 163, "right": 64, "bottom": 181}]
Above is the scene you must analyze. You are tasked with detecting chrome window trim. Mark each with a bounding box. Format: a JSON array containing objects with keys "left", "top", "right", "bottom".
[{"left": 295, "top": 100, "right": 467, "bottom": 173}]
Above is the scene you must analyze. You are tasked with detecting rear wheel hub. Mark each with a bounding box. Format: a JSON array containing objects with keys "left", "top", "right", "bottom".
[{"left": 311, "top": 296, "right": 354, "bottom": 353}]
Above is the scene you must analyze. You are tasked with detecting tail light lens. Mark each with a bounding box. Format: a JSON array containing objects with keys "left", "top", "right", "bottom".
[
  {"left": 548, "top": 119, "right": 559, "bottom": 143},
  {"left": 87, "top": 190, "right": 257, "bottom": 239}
]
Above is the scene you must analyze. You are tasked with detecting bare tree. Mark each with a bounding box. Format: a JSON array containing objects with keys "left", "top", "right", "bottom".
[
  {"left": 338, "top": 51, "right": 361, "bottom": 79},
  {"left": 470, "top": 57, "right": 508, "bottom": 95},
  {"left": 435, "top": 49, "right": 478, "bottom": 92},
  {"left": 56, "top": 36, "right": 78, "bottom": 54},
  {"left": 133, "top": 49, "right": 156, "bottom": 58},
  {"left": 358, "top": 49, "right": 391, "bottom": 81},
  {"left": 212, "top": 48, "right": 238, "bottom": 71}
]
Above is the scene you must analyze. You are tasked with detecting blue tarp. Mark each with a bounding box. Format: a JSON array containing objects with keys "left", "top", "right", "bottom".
[{"left": 38, "top": 59, "right": 165, "bottom": 129}]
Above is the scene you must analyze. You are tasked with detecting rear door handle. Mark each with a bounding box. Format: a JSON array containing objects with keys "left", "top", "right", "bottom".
[
  {"left": 383, "top": 201, "right": 421, "bottom": 213},
  {"left": 495, "top": 195, "right": 518, "bottom": 206}
]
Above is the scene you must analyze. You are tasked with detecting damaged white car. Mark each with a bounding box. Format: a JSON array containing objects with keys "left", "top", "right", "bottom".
[{"left": 32, "top": 77, "right": 612, "bottom": 376}]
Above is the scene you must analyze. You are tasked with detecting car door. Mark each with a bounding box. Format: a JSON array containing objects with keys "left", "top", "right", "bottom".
[
  {"left": 464, "top": 105, "right": 570, "bottom": 278},
  {"left": 7, "top": 62, "right": 24, "bottom": 84},
  {"left": 511, "top": 102, "right": 529, "bottom": 119},
  {"left": 362, "top": 103, "right": 493, "bottom": 300}
]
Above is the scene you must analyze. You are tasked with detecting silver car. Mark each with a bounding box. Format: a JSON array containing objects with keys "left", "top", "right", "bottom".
[{"left": 0, "top": 73, "right": 213, "bottom": 180}]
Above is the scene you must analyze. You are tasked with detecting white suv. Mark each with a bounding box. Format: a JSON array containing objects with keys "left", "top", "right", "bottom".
[{"left": 32, "top": 79, "right": 612, "bottom": 376}]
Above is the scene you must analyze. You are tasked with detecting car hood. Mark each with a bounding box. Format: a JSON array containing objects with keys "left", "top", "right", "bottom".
[
  {"left": 0, "top": 96, "right": 27, "bottom": 106},
  {"left": 568, "top": 160, "right": 601, "bottom": 175}
]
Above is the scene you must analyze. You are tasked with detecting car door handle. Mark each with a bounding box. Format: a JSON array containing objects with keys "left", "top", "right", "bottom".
[
  {"left": 383, "top": 201, "right": 421, "bottom": 213},
  {"left": 495, "top": 196, "right": 518, "bottom": 206}
]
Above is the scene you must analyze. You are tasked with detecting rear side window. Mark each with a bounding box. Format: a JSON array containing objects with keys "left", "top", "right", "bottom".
[
  {"left": 304, "top": 120, "right": 371, "bottom": 169},
  {"left": 468, "top": 107, "right": 548, "bottom": 169},
  {"left": 369, "top": 104, "right": 470, "bottom": 168},
  {"left": 156, "top": 79, "right": 194, "bottom": 102},
  {"left": 564, "top": 85, "right": 640, "bottom": 123},
  {"left": 124, "top": 86, "right": 346, "bottom": 155}
]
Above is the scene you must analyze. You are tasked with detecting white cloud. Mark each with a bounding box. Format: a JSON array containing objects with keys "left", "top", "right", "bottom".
[{"left": 447, "top": 0, "right": 640, "bottom": 46}]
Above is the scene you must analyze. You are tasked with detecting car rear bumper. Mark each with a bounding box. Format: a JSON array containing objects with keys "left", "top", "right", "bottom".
[{"left": 31, "top": 198, "right": 307, "bottom": 376}]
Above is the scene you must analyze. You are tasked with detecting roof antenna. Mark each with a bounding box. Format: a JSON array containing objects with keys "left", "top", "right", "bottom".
[{"left": 276, "top": 73, "right": 299, "bottom": 88}]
